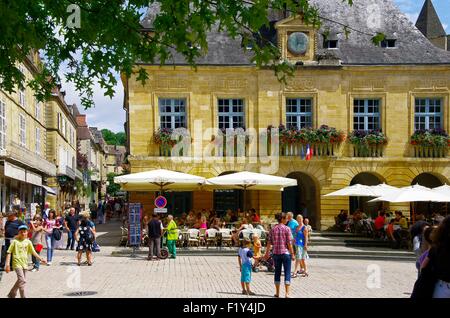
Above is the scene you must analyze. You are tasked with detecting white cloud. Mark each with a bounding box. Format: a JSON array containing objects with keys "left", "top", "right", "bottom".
[
  {"left": 404, "top": 12, "right": 419, "bottom": 24},
  {"left": 60, "top": 73, "right": 125, "bottom": 133},
  {"left": 443, "top": 23, "right": 448, "bottom": 31}
]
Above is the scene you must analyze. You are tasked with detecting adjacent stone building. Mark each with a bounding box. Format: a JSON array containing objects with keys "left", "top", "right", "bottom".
[
  {"left": 124, "top": 0, "right": 450, "bottom": 229},
  {"left": 0, "top": 53, "right": 57, "bottom": 214},
  {"left": 416, "top": 0, "right": 449, "bottom": 51},
  {"left": 45, "top": 86, "right": 82, "bottom": 210}
]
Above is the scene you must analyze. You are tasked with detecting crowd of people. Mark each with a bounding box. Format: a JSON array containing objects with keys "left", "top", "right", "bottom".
[
  {"left": 138, "top": 208, "right": 311, "bottom": 298},
  {"left": 0, "top": 198, "right": 118, "bottom": 298}
]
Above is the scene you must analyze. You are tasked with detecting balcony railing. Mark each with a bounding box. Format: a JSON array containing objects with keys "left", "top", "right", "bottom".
[
  {"left": 412, "top": 146, "right": 448, "bottom": 158},
  {"left": 280, "top": 143, "right": 337, "bottom": 158},
  {"left": 352, "top": 144, "right": 384, "bottom": 158},
  {"left": 2, "top": 141, "right": 56, "bottom": 176}
]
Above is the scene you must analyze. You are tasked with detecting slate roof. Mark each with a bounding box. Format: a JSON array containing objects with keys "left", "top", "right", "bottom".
[
  {"left": 415, "top": 0, "right": 446, "bottom": 39},
  {"left": 140, "top": 0, "right": 450, "bottom": 66}
]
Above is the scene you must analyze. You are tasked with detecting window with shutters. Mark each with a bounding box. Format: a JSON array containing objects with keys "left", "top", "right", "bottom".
[
  {"left": 35, "top": 98, "right": 41, "bottom": 120},
  {"left": 0, "top": 99, "right": 6, "bottom": 150},
  {"left": 35, "top": 127, "right": 41, "bottom": 155},
  {"left": 18, "top": 66, "right": 26, "bottom": 108},
  {"left": 19, "top": 114, "right": 26, "bottom": 147}
]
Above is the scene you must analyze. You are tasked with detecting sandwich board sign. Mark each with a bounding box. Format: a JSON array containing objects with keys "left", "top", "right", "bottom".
[{"left": 128, "top": 203, "right": 142, "bottom": 246}]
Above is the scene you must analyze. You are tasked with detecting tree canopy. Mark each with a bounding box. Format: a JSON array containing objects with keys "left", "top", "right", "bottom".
[
  {"left": 0, "top": 0, "right": 375, "bottom": 110},
  {"left": 101, "top": 129, "right": 126, "bottom": 146}
]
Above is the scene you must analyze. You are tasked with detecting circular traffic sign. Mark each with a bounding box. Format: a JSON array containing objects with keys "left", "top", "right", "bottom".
[{"left": 154, "top": 195, "right": 167, "bottom": 208}]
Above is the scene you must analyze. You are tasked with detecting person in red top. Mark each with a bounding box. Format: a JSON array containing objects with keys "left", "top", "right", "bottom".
[
  {"left": 374, "top": 211, "right": 386, "bottom": 231},
  {"left": 250, "top": 208, "right": 260, "bottom": 224},
  {"left": 263, "top": 212, "right": 295, "bottom": 298}
]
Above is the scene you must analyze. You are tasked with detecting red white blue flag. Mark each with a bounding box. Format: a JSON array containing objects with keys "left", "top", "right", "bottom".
[{"left": 306, "top": 144, "right": 313, "bottom": 161}]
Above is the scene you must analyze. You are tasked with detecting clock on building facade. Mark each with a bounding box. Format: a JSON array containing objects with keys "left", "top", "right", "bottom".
[{"left": 288, "top": 32, "right": 309, "bottom": 55}]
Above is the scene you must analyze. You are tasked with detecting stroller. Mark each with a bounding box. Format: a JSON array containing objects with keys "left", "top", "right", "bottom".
[{"left": 253, "top": 252, "right": 275, "bottom": 272}]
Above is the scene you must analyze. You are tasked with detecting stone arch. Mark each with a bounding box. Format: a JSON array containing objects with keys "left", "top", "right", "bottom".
[
  {"left": 349, "top": 172, "right": 385, "bottom": 216},
  {"left": 213, "top": 170, "right": 243, "bottom": 216},
  {"left": 282, "top": 171, "right": 321, "bottom": 229},
  {"left": 411, "top": 172, "right": 447, "bottom": 217}
]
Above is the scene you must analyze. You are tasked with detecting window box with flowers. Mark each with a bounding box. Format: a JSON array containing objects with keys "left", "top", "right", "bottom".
[
  {"left": 153, "top": 128, "right": 190, "bottom": 157},
  {"left": 411, "top": 129, "right": 449, "bottom": 158},
  {"left": 349, "top": 130, "right": 387, "bottom": 157},
  {"left": 267, "top": 125, "right": 345, "bottom": 158}
]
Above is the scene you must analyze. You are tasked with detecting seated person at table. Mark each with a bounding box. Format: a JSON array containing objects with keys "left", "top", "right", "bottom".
[
  {"left": 177, "top": 213, "right": 187, "bottom": 227},
  {"left": 374, "top": 211, "right": 386, "bottom": 231},
  {"left": 392, "top": 211, "right": 408, "bottom": 248},
  {"left": 186, "top": 211, "right": 195, "bottom": 227},
  {"left": 230, "top": 211, "right": 238, "bottom": 223},
  {"left": 386, "top": 219, "right": 396, "bottom": 241},
  {"left": 224, "top": 210, "right": 232, "bottom": 223},
  {"left": 336, "top": 210, "right": 348, "bottom": 231},
  {"left": 197, "top": 216, "right": 208, "bottom": 229},
  {"left": 232, "top": 218, "right": 253, "bottom": 246},
  {"left": 250, "top": 209, "right": 260, "bottom": 224},
  {"left": 208, "top": 218, "right": 219, "bottom": 230}
]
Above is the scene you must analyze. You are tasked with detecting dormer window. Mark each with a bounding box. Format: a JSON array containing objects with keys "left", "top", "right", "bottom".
[
  {"left": 381, "top": 39, "right": 396, "bottom": 48},
  {"left": 324, "top": 39, "right": 338, "bottom": 49}
]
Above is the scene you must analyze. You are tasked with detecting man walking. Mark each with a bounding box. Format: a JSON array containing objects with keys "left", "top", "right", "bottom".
[
  {"left": 263, "top": 212, "right": 295, "bottom": 298},
  {"left": 65, "top": 208, "right": 79, "bottom": 250},
  {"left": 147, "top": 214, "right": 163, "bottom": 261},
  {"left": 42, "top": 202, "right": 50, "bottom": 220},
  {"left": 165, "top": 215, "right": 178, "bottom": 259},
  {"left": 0, "top": 212, "right": 25, "bottom": 271}
]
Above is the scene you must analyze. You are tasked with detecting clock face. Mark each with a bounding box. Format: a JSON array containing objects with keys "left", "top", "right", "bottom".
[{"left": 288, "top": 32, "right": 309, "bottom": 55}]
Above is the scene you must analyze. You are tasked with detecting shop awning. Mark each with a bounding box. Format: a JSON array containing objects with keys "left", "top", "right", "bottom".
[{"left": 42, "top": 185, "right": 57, "bottom": 196}]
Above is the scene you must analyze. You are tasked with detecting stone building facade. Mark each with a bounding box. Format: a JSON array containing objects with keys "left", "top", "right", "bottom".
[{"left": 124, "top": 0, "right": 450, "bottom": 229}]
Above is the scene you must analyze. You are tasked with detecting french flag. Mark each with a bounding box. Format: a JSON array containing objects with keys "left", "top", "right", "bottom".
[{"left": 306, "top": 144, "right": 313, "bottom": 161}]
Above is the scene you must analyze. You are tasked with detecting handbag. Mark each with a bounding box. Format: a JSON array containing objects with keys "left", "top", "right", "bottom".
[
  {"left": 92, "top": 241, "right": 100, "bottom": 252},
  {"left": 35, "top": 243, "right": 44, "bottom": 253},
  {"left": 52, "top": 228, "right": 62, "bottom": 240}
]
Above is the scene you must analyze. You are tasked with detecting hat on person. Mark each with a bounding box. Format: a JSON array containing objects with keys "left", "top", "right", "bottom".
[{"left": 18, "top": 225, "right": 28, "bottom": 231}]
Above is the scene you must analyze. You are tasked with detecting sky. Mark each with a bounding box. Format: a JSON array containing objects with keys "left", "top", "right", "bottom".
[{"left": 61, "top": 0, "right": 450, "bottom": 133}]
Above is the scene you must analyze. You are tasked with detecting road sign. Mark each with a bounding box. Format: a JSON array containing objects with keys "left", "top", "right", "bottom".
[
  {"left": 154, "top": 195, "right": 167, "bottom": 208},
  {"left": 154, "top": 208, "right": 168, "bottom": 213}
]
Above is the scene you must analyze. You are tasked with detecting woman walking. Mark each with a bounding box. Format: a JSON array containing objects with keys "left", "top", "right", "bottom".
[
  {"left": 43, "top": 210, "right": 58, "bottom": 265},
  {"left": 263, "top": 212, "right": 295, "bottom": 298},
  {"left": 75, "top": 216, "right": 95, "bottom": 266},
  {"left": 424, "top": 216, "right": 450, "bottom": 298},
  {"left": 292, "top": 215, "right": 309, "bottom": 278}
]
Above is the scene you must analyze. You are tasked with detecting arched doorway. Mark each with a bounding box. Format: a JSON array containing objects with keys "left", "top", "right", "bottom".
[
  {"left": 349, "top": 172, "right": 383, "bottom": 217},
  {"left": 282, "top": 172, "right": 319, "bottom": 229},
  {"left": 412, "top": 173, "right": 445, "bottom": 218},
  {"left": 213, "top": 171, "right": 243, "bottom": 216}
]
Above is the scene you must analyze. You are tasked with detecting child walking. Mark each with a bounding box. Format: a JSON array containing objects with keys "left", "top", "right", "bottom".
[
  {"left": 5, "top": 225, "right": 46, "bottom": 298},
  {"left": 238, "top": 238, "right": 255, "bottom": 295}
]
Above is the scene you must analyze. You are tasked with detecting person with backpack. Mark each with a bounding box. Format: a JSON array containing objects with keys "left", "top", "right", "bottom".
[{"left": 75, "top": 215, "right": 95, "bottom": 266}]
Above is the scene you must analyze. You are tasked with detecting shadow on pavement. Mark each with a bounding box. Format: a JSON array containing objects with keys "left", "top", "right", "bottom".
[{"left": 216, "top": 291, "right": 274, "bottom": 297}]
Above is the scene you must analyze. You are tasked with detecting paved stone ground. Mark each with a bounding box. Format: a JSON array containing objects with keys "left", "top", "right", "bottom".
[{"left": 0, "top": 221, "right": 417, "bottom": 298}]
